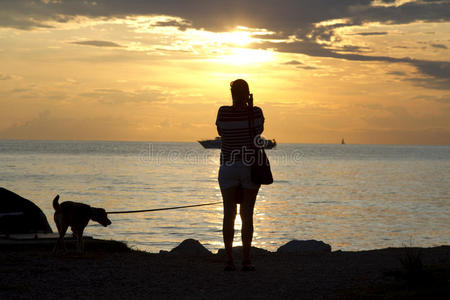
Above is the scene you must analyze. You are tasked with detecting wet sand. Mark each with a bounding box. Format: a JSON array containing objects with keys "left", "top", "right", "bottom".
[{"left": 1, "top": 240, "right": 449, "bottom": 299}]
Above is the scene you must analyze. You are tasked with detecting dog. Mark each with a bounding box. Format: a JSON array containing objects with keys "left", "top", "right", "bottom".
[{"left": 53, "top": 195, "right": 111, "bottom": 252}]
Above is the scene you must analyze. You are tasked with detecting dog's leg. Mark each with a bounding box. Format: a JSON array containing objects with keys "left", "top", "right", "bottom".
[
  {"left": 54, "top": 223, "right": 68, "bottom": 253},
  {"left": 73, "top": 228, "right": 85, "bottom": 253},
  {"left": 53, "top": 212, "right": 69, "bottom": 253}
]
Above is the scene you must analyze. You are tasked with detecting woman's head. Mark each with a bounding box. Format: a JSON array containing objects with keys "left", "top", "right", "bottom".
[{"left": 230, "top": 79, "right": 249, "bottom": 107}]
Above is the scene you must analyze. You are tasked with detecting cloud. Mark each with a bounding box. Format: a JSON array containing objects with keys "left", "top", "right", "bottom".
[
  {"left": 254, "top": 40, "right": 450, "bottom": 88},
  {"left": 70, "top": 40, "right": 123, "bottom": 48},
  {"left": 153, "top": 19, "right": 192, "bottom": 31},
  {"left": 1, "top": 0, "right": 449, "bottom": 88},
  {"left": 1, "top": 0, "right": 449, "bottom": 33},
  {"left": 352, "top": 31, "right": 388, "bottom": 36},
  {"left": 387, "top": 71, "right": 407, "bottom": 76},
  {"left": 0, "top": 73, "right": 12, "bottom": 80},
  {"left": 431, "top": 43, "right": 448, "bottom": 49},
  {"left": 283, "top": 60, "right": 304, "bottom": 65},
  {"left": 282, "top": 60, "right": 317, "bottom": 70},
  {"left": 413, "top": 60, "right": 450, "bottom": 80},
  {"left": 297, "top": 65, "right": 318, "bottom": 70}
]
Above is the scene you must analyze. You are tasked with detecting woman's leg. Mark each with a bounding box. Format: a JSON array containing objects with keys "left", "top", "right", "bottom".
[
  {"left": 240, "top": 188, "right": 259, "bottom": 264},
  {"left": 221, "top": 186, "right": 238, "bottom": 264}
]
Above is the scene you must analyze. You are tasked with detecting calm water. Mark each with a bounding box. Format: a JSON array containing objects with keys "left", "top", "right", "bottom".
[{"left": 1, "top": 140, "right": 449, "bottom": 253}]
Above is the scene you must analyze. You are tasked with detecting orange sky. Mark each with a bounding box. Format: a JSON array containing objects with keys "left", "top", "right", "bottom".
[{"left": 0, "top": 0, "right": 449, "bottom": 144}]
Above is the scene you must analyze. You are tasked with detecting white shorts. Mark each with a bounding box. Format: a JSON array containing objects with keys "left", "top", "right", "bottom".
[{"left": 218, "top": 161, "right": 261, "bottom": 190}]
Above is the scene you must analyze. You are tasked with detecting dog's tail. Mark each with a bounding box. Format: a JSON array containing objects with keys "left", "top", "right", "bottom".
[{"left": 52, "top": 195, "right": 60, "bottom": 210}]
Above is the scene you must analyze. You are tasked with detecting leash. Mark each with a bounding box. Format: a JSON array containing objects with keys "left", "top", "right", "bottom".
[{"left": 106, "top": 201, "right": 222, "bottom": 215}]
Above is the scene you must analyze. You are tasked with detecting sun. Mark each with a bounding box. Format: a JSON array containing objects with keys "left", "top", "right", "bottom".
[
  {"left": 215, "top": 30, "right": 254, "bottom": 46},
  {"left": 212, "top": 29, "right": 275, "bottom": 65}
]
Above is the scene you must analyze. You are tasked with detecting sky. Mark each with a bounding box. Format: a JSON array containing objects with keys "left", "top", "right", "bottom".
[{"left": 0, "top": 0, "right": 449, "bottom": 144}]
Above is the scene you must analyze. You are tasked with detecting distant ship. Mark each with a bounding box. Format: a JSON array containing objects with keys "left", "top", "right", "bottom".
[
  {"left": 341, "top": 138, "right": 345, "bottom": 145},
  {"left": 198, "top": 137, "right": 277, "bottom": 149}
]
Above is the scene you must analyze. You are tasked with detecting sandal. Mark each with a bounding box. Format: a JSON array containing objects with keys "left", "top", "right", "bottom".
[
  {"left": 241, "top": 261, "right": 255, "bottom": 272},
  {"left": 224, "top": 261, "right": 236, "bottom": 271}
]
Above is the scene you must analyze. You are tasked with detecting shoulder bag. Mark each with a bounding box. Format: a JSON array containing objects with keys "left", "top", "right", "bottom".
[{"left": 248, "top": 107, "right": 273, "bottom": 185}]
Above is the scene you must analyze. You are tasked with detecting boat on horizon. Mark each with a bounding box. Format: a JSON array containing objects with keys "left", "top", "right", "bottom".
[
  {"left": 341, "top": 138, "right": 345, "bottom": 145},
  {"left": 198, "top": 137, "right": 277, "bottom": 149}
]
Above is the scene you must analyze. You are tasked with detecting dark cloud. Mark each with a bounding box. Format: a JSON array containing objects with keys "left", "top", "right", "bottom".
[
  {"left": 0, "top": 0, "right": 370, "bottom": 32},
  {"left": 254, "top": 40, "right": 403, "bottom": 62},
  {"left": 70, "top": 40, "right": 123, "bottom": 47},
  {"left": 407, "top": 61, "right": 450, "bottom": 89},
  {"left": 413, "top": 61, "right": 450, "bottom": 80},
  {"left": 283, "top": 60, "right": 304, "bottom": 65},
  {"left": 282, "top": 60, "right": 317, "bottom": 69},
  {"left": 431, "top": 43, "right": 448, "bottom": 49},
  {"left": 387, "top": 71, "right": 407, "bottom": 76},
  {"left": 2, "top": 0, "right": 449, "bottom": 33},
  {"left": 332, "top": 45, "right": 370, "bottom": 53},
  {"left": 349, "top": 1, "right": 450, "bottom": 26},
  {"left": 254, "top": 40, "right": 450, "bottom": 88},
  {"left": 153, "top": 19, "right": 192, "bottom": 31},
  {"left": 297, "top": 65, "right": 318, "bottom": 70},
  {"left": 353, "top": 32, "right": 388, "bottom": 36}
]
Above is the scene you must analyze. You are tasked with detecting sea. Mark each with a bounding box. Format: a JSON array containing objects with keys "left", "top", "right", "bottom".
[{"left": 1, "top": 140, "right": 449, "bottom": 253}]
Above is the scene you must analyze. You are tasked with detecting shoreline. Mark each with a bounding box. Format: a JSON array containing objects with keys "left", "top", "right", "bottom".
[{"left": 1, "top": 238, "right": 449, "bottom": 299}]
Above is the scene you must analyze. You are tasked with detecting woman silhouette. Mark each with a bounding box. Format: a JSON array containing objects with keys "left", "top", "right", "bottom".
[{"left": 216, "top": 79, "right": 264, "bottom": 271}]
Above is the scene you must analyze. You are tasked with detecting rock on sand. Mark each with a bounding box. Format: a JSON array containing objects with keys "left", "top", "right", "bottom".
[
  {"left": 168, "top": 238, "right": 212, "bottom": 256},
  {"left": 277, "top": 239, "right": 332, "bottom": 254}
]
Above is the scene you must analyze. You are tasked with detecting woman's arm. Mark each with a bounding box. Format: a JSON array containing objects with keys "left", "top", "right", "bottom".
[{"left": 255, "top": 107, "right": 264, "bottom": 135}]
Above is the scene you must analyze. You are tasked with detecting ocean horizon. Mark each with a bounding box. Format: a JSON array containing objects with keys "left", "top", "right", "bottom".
[{"left": 2, "top": 138, "right": 450, "bottom": 146}]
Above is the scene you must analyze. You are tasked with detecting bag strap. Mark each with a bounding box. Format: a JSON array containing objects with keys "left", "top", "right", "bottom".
[{"left": 247, "top": 106, "right": 256, "bottom": 148}]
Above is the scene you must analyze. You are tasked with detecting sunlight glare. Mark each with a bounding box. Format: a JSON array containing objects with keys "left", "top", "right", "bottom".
[
  {"left": 215, "top": 31, "right": 254, "bottom": 46},
  {"left": 216, "top": 48, "right": 275, "bottom": 65}
]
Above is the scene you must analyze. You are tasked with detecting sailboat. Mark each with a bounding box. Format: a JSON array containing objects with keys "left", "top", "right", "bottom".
[{"left": 341, "top": 138, "right": 345, "bottom": 145}]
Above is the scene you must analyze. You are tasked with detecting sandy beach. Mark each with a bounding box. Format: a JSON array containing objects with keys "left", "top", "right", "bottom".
[{"left": 1, "top": 239, "right": 449, "bottom": 299}]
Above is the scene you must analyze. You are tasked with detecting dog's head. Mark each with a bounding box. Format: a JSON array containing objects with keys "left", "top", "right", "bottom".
[{"left": 91, "top": 208, "right": 112, "bottom": 227}]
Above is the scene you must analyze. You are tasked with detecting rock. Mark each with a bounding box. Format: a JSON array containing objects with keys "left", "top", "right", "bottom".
[
  {"left": 0, "top": 187, "right": 53, "bottom": 234},
  {"left": 277, "top": 240, "right": 331, "bottom": 254},
  {"left": 170, "top": 239, "right": 212, "bottom": 256}
]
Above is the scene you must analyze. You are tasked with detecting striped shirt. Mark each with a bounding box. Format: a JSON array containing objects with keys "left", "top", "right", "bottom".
[{"left": 216, "top": 105, "right": 264, "bottom": 164}]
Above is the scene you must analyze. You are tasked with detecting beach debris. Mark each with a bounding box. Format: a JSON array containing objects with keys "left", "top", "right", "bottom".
[
  {"left": 277, "top": 240, "right": 331, "bottom": 254},
  {"left": 169, "top": 239, "right": 212, "bottom": 256}
]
